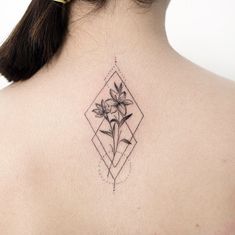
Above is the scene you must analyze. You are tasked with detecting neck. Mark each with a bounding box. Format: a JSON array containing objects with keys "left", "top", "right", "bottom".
[{"left": 38, "top": 0, "right": 175, "bottom": 84}]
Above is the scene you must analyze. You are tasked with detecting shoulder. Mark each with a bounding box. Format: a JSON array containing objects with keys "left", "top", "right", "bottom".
[
  {"left": 169, "top": 60, "right": 235, "bottom": 221},
  {"left": 161, "top": 56, "right": 235, "bottom": 168},
  {"left": 172, "top": 57, "right": 235, "bottom": 126},
  {"left": 175, "top": 60, "right": 235, "bottom": 171},
  {"left": 0, "top": 83, "right": 28, "bottom": 156},
  {"left": 186, "top": 60, "right": 235, "bottom": 142},
  {"left": 189, "top": 62, "right": 235, "bottom": 124}
]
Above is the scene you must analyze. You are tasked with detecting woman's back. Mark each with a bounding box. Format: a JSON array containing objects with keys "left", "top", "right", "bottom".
[{"left": 0, "top": 0, "right": 235, "bottom": 234}]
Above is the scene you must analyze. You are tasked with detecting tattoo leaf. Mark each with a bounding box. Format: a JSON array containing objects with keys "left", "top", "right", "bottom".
[
  {"left": 121, "top": 139, "right": 132, "bottom": 145},
  {"left": 119, "top": 113, "right": 133, "bottom": 127},
  {"left": 100, "top": 130, "right": 113, "bottom": 137},
  {"left": 110, "top": 118, "right": 119, "bottom": 125}
]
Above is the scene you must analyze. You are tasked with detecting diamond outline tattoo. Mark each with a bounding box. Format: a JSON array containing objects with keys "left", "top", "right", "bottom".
[{"left": 85, "top": 63, "right": 144, "bottom": 192}]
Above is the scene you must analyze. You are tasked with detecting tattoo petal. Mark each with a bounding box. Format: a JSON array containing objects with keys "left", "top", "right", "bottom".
[
  {"left": 114, "top": 82, "right": 119, "bottom": 93},
  {"left": 119, "top": 83, "right": 123, "bottom": 93},
  {"left": 118, "top": 103, "right": 127, "bottom": 116},
  {"left": 106, "top": 99, "right": 118, "bottom": 113},
  {"left": 110, "top": 89, "right": 118, "bottom": 100},
  {"left": 92, "top": 109, "right": 103, "bottom": 115},
  {"left": 123, "top": 99, "right": 133, "bottom": 105},
  {"left": 95, "top": 103, "right": 102, "bottom": 109},
  {"left": 119, "top": 91, "right": 126, "bottom": 102}
]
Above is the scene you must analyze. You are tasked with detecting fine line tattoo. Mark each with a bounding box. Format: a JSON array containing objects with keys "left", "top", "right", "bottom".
[{"left": 85, "top": 63, "right": 144, "bottom": 192}]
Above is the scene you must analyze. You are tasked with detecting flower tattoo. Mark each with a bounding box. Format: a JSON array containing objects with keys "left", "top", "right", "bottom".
[
  {"left": 106, "top": 83, "right": 133, "bottom": 116},
  {"left": 92, "top": 99, "right": 112, "bottom": 118},
  {"left": 85, "top": 65, "right": 144, "bottom": 192},
  {"left": 92, "top": 82, "right": 134, "bottom": 179}
]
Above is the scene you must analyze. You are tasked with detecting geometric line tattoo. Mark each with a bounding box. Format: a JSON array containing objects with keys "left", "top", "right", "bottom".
[{"left": 85, "top": 63, "right": 144, "bottom": 192}]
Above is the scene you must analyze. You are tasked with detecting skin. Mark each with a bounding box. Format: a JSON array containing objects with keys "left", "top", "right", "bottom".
[{"left": 0, "top": 0, "right": 234, "bottom": 234}]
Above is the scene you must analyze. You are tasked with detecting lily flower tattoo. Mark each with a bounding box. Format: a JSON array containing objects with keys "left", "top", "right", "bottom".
[
  {"left": 92, "top": 82, "right": 134, "bottom": 178},
  {"left": 106, "top": 83, "right": 133, "bottom": 116},
  {"left": 85, "top": 66, "right": 144, "bottom": 192}
]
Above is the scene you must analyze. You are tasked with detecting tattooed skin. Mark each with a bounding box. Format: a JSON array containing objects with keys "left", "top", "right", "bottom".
[{"left": 85, "top": 63, "right": 144, "bottom": 191}]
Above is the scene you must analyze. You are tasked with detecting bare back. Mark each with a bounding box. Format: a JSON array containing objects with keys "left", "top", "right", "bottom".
[
  {"left": 0, "top": 53, "right": 235, "bottom": 235},
  {"left": 0, "top": 0, "right": 235, "bottom": 233}
]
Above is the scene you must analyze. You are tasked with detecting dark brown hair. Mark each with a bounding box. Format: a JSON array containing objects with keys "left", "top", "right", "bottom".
[{"left": 0, "top": 0, "right": 155, "bottom": 82}]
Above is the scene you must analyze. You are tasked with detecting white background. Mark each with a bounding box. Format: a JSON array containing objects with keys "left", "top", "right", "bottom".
[{"left": 0, "top": 0, "right": 235, "bottom": 89}]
